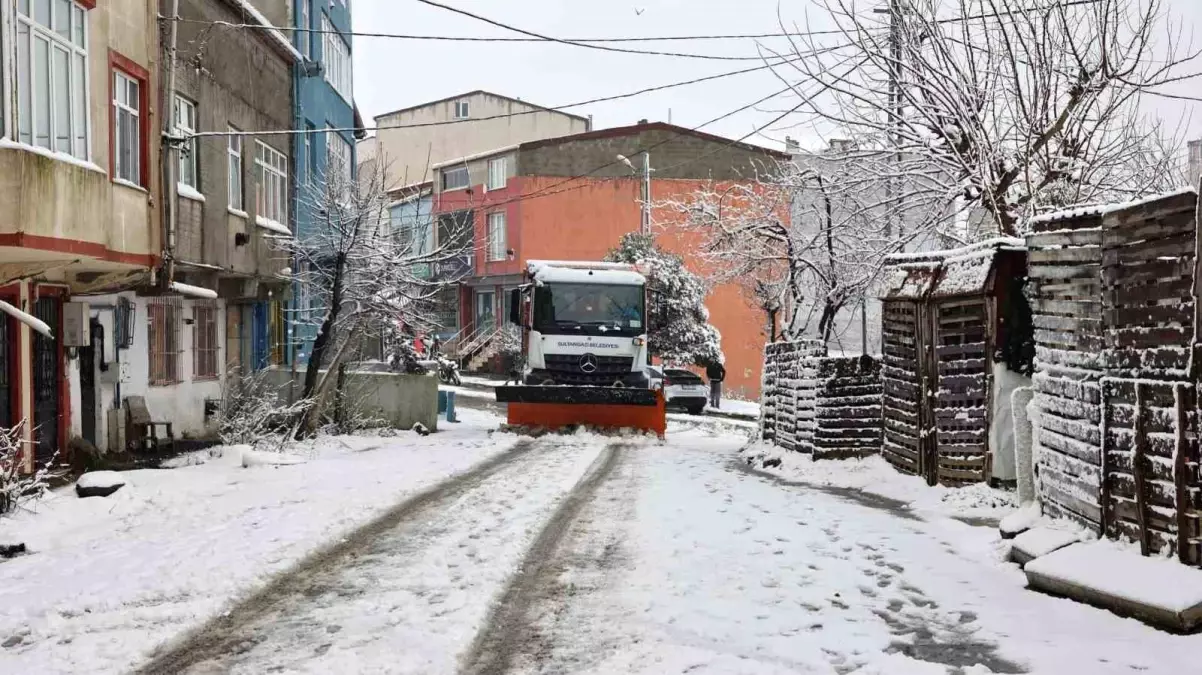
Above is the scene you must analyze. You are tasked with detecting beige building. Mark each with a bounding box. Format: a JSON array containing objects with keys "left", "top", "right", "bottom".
[
  {"left": 0, "top": 0, "right": 162, "bottom": 468},
  {"left": 363, "top": 90, "right": 591, "bottom": 192}
]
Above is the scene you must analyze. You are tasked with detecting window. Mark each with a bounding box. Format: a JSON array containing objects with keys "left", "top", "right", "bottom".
[
  {"left": 487, "top": 157, "right": 507, "bottom": 191},
  {"left": 174, "top": 96, "right": 198, "bottom": 188},
  {"left": 322, "top": 14, "right": 352, "bottom": 102},
  {"left": 112, "top": 71, "right": 141, "bottom": 184},
  {"left": 327, "top": 130, "right": 352, "bottom": 196},
  {"left": 16, "top": 0, "right": 89, "bottom": 159},
  {"left": 149, "top": 301, "right": 182, "bottom": 385},
  {"left": 454, "top": 100, "right": 470, "bottom": 119},
  {"left": 298, "top": 0, "right": 310, "bottom": 58},
  {"left": 256, "top": 141, "right": 288, "bottom": 225},
  {"left": 487, "top": 212, "right": 507, "bottom": 261},
  {"left": 227, "top": 128, "right": 244, "bottom": 211},
  {"left": 193, "top": 304, "right": 219, "bottom": 379},
  {"left": 441, "top": 166, "right": 469, "bottom": 191}
]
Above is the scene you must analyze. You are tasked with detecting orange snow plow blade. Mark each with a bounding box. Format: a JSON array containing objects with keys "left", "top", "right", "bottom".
[{"left": 494, "top": 386, "right": 667, "bottom": 438}]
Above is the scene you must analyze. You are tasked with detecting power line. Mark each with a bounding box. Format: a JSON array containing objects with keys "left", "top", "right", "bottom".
[
  {"left": 186, "top": 46, "right": 853, "bottom": 140},
  {"left": 163, "top": 17, "right": 849, "bottom": 43},
  {"left": 412, "top": 0, "right": 790, "bottom": 62}
]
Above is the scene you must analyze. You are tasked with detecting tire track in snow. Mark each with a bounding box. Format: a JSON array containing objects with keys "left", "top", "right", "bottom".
[
  {"left": 461, "top": 442, "right": 629, "bottom": 675},
  {"left": 135, "top": 436, "right": 613, "bottom": 675}
]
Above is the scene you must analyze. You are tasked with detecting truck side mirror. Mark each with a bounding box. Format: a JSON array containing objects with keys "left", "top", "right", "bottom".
[{"left": 509, "top": 288, "right": 522, "bottom": 325}]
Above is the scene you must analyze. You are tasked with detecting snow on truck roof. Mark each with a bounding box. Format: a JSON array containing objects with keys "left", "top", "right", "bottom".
[{"left": 527, "top": 260, "right": 646, "bottom": 286}]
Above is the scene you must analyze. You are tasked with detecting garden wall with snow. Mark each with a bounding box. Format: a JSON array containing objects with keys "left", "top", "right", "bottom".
[
  {"left": 760, "top": 341, "right": 882, "bottom": 460},
  {"left": 1025, "top": 187, "right": 1202, "bottom": 567}
]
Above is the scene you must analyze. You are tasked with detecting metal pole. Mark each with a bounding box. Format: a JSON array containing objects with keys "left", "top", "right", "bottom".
[
  {"left": 641, "top": 151, "right": 651, "bottom": 236},
  {"left": 162, "top": 0, "right": 181, "bottom": 289},
  {"left": 888, "top": 0, "right": 901, "bottom": 241}
]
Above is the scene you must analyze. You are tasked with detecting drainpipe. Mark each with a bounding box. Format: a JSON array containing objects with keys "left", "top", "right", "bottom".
[
  {"left": 289, "top": 54, "right": 302, "bottom": 401},
  {"left": 161, "top": 0, "right": 181, "bottom": 290}
]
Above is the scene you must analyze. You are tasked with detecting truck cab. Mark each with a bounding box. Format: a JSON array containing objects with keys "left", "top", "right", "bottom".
[{"left": 510, "top": 260, "right": 651, "bottom": 388}]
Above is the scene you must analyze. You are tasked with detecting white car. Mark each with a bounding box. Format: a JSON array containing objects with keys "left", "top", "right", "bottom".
[{"left": 646, "top": 366, "right": 709, "bottom": 415}]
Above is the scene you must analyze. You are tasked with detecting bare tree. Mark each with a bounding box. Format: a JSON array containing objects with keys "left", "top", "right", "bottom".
[
  {"left": 772, "top": 0, "right": 1192, "bottom": 236},
  {"left": 284, "top": 152, "right": 472, "bottom": 435}
]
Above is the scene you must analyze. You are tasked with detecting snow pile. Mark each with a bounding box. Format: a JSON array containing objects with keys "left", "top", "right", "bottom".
[
  {"left": 74, "top": 472, "right": 126, "bottom": 491},
  {"left": 240, "top": 449, "right": 307, "bottom": 468},
  {"left": 742, "top": 443, "right": 1017, "bottom": 520},
  {"left": 1025, "top": 539, "right": 1202, "bottom": 630},
  {"left": 1011, "top": 526, "right": 1086, "bottom": 564}
]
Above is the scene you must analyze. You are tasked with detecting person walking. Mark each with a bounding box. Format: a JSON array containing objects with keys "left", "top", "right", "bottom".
[{"left": 706, "top": 360, "right": 726, "bottom": 409}]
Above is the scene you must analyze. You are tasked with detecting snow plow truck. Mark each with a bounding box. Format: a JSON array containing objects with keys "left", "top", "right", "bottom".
[{"left": 494, "top": 260, "right": 667, "bottom": 437}]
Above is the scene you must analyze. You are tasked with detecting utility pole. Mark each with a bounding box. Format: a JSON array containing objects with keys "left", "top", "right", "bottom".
[
  {"left": 161, "top": 0, "right": 182, "bottom": 290},
  {"left": 641, "top": 151, "right": 652, "bottom": 236},
  {"left": 875, "top": 0, "right": 902, "bottom": 241}
]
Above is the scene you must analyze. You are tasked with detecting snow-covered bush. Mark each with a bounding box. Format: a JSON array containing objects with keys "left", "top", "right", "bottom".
[
  {"left": 0, "top": 423, "right": 53, "bottom": 517},
  {"left": 219, "top": 372, "right": 312, "bottom": 451},
  {"left": 605, "top": 232, "right": 722, "bottom": 366}
]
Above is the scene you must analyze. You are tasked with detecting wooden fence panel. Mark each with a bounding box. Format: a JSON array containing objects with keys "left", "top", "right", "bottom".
[{"left": 882, "top": 300, "right": 923, "bottom": 474}]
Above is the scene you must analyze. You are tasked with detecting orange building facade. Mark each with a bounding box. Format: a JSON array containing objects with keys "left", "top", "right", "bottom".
[{"left": 432, "top": 123, "right": 789, "bottom": 399}]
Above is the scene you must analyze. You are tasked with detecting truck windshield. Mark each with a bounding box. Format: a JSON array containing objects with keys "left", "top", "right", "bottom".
[{"left": 533, "top": 283, "right": 645, "bottom": 336}]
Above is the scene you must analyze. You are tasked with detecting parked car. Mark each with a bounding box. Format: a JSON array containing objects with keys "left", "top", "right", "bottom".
[{"left": 646, "top": 366, "right": 708, "bottom": 415}]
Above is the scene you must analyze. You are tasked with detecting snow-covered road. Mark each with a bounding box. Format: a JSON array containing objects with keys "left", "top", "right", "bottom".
[{"left": 9, "top": 414, "right": 1201, "bottom": 674}]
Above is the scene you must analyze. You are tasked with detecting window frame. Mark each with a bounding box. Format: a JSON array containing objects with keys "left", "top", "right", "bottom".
[
  {"left": 297, "top": 0, "right": 311, "bottom": 58},
  {"left": 255, "top": 140, "right": 288, "bottom": 226},
  {"left": 193, "top": 303, "right": 220, "bottom": 380},
  {"left": 327, "top": 129, "right": 352, "bottom": 199},
  {"left": 109, "top": 52, "right": 150, "bottom": 187},
  {"left": 453, "top": 100, "right": 470, "bottom": 119},
  {"left": 487, "top": 157, "right": 507, "bottom": 191},
  {"left": 15, "top": 0, "right": 91, "bottom": 159},
  {"left": 487, "top": 211, "right": 507, "bottom": 262},
  {"left": 441, "top": 166, "right": 469, "bottom": 192},
  {"left": 174, "top": 95, "right": 198, "bottom": 189},
  {"left": 321, "top": 13, "right": 352, "bottom": 102},
  {"left": 148, "top": 300, "right": 182, "bottom": 386},
  {"left": 227, "top": 127, "right": 244, "bottom": 212}
]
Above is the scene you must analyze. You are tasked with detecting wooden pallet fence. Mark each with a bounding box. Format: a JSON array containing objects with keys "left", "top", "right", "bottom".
[
  {"left": 813, "top": 356, "right": 883, "bottom": 460},
  {"left": 1025, "top": 210, "right": 1106, "bottom": 531},
  {"left": 760, "top": 340, "right": 824, "bottom": 452}
]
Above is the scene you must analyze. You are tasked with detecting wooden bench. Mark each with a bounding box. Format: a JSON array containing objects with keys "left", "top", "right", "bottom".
[{"left": 125, "top": 396, "right": 175, "bottom": 453}]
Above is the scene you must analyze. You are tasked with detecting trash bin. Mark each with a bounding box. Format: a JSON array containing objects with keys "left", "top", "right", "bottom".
[{"left": 438, "top": 390, "right": 458, "bottom": 423}]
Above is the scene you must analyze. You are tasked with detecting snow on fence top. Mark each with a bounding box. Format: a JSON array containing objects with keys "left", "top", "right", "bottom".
[{"left": 1026, "top": 185, "right": 1198, "bottom": 229}]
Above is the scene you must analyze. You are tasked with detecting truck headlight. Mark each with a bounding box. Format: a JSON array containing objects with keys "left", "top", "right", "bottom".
[{"left": 633, "top": 337, "right": 645, "bottom": 346}]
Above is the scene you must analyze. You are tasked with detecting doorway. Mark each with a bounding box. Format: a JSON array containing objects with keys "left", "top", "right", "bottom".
[
  {"left": 475, "top": 290, "right": 496, "bottom": 333},
  {"left": 32, "top": 296, "right": 62, "bottom": 466}
]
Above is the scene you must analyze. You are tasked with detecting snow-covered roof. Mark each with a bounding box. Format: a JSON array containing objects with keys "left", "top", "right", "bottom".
[
  {"left": 529, "top": 261, "right": 645, "bottom": 286},
  {"left": 225, "top": 0, "right": 305, "bottom": 63},
  {"left": 883, "top": 238, "right": 1022, "bottom": 300},
  {"left": 1026, "top": 186, "right": 1198, "bottom": 228}
]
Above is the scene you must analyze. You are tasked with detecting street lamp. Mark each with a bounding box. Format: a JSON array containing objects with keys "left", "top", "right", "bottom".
[{"left": 616, "top": 153, "right": 653, "bottom": 236}]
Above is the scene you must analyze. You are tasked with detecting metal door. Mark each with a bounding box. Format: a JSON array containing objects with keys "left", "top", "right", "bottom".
[
  {"left": 252, "top": 303, "right": 269, "bottom": 370},
  {"left": 32, "top": 297, "right": 62, "bottom": 466},
  {"left": 80, "top": 320, "right": 100, "bottom": 445}
]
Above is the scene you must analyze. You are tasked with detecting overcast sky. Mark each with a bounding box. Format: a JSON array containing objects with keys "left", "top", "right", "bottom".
[{"left": 352, "top": 0, "right": 1202, "bottom": 152}]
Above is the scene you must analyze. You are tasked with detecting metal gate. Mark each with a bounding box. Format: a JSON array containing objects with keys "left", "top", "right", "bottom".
[{"left": 32, "top": 296, "right": 62, "bottom": 466}]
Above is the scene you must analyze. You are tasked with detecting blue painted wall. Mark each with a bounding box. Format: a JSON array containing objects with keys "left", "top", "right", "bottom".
[{"left": 291, "top": 0, "right": 356, "bottom": 364}]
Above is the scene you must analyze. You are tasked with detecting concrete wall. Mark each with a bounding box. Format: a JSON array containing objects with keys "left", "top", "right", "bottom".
[
  {"left": 518, "top": 125, "right": 784, "bottom": 181},
  {"left": 370, "top": 92, "right": 589, "bottom": 191},
  {"left": 68, "top": 292, "right": 229, "bottom": 452},
  {"left": 263, "top": 368, "right": 440, "bottom": 432},
  {"left": 170, "top": 0, "right": 294, "bottom": 280}
]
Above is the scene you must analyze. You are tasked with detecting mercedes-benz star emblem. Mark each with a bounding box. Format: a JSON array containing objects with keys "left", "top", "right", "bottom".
[{"left": 579, "top": 353, "right": 599, "bottom": 374}]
